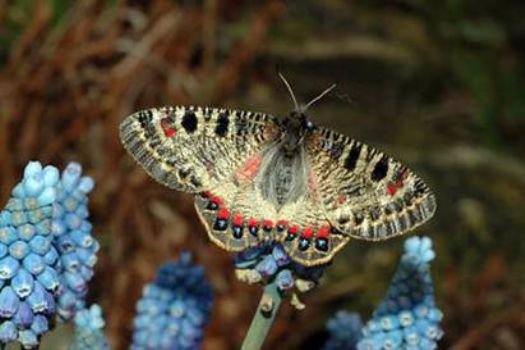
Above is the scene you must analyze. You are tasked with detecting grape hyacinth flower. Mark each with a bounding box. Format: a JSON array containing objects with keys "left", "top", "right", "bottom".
[
  {"left": 52, "top": 162, "right": 99, "bottom": 321},
  {"left": 0, "top": 161, "right": 60, "bottom": 349},
  {"left": 131, "top": 252, "right": 213, "bottom": 350},
  {"left": 324, "top": 311, "right": 363, "bottom": 350},
  {"left": 324, "top": 236, "right": 444, "bottom": 350},
  {"left": 69, "top": 304, "right": 109, "bottom": 350},
  {"left": 234, "top": 243, "right": 328, "bottom": 309}
]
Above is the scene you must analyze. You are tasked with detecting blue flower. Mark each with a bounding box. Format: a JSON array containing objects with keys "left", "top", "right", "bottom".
[
  {"left": 69, "top": 304, "right": 109, "bottom": 350},
  {"left": 0, "top": 161, "right": 60, "bottom": 348},
  {"left": 52, "top": 162, "right": 99, "bottom": 321},
  {"left": 131, "top": 252, "right": 213, "bottom": 350},
  {"left": 324, "top": 311, "right": 363, "bottom": 350},
  {"left": 234, "top": 243, "right": 328, "bottom": 299},
  {"left": 324, "top": 236, "right": 444, "bottom": 350}
]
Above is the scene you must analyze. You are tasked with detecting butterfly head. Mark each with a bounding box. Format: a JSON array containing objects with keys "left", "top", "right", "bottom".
[{"left": 281, "top": 111, "right": 315, "bottom": 155}]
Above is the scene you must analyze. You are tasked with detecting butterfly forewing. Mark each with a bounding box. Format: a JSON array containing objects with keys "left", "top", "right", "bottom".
[
  {"left": 306, "top": 126, "right": 437, "bottom": 241},
  {"left": 120, "top": 106, "right": 285, "bottom": 252},
  {"left": 120, "top": 106, "right": 281, "bottom": 192}
]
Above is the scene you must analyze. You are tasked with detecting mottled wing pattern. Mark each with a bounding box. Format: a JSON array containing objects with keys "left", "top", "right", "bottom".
[
  {"left": 120, "top": 106, "right": 281, "bottom": 192},
  {"left": 192, "top": 145, "right": 349, "bottom": 266},
  {"left": 194, "top": 172, "right": 350, "bottom": 266},
  {"left": 276, "top": 196, "right": 351, "bottom": 266},
  {"left": 306, "top": 126, "right": 436, "bottom": 241},
  {"left": 120, "top": 106, "right": 283, "bottom": 253},
  {"left": 194, "top": 174, "right": 279, "bottom": 253}
]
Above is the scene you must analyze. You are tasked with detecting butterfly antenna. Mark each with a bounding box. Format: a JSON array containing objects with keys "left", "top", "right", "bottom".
[
  {"left": 277, "top": 70, "right": 300, "bottom": 111},
  {"left": 303, "top": 83, "right": 337, "bottom": 111}
]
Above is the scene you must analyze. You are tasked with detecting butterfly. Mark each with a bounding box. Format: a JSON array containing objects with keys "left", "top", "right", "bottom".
[{"left": 119, "top": 75, "right": 436, "bottom": 267}]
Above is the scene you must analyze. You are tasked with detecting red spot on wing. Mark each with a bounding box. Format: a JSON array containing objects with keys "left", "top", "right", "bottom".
[
  {"left": 387, "top": 184, "right": 399, "bottom": 196},
  {"left": 160, "top": 118, "right": 176, "bottom": 137},
  {"left": 276, "top": 220, "right": 288, "bottom": 228},
  {"left": 210, "top": 196, "right": 222, "bottom": 206},
  {"left": 288, "top": 225, "right": 299, "bottom": 235},
  {"left": 248, "top": 218, "right": 258, "bottom": 227},
  {"left": 164, "top": 128, "right": 176, "bottom": 137},
  {"left": 337, "top": 194, "right": 347, "bottom": 204},
  {"left": 233, "top": 213, "right": 243, "bottom": 226},
  {"left": 262, "top": 219, "right": 274, "bottom": 230},
  {"left": 316, "top": 226, "right": 330, "bottom": 239},
  {"left": 217, "top": 208, "right": 230, "bottom": 220},
  {"left": 302, "top": 225, "right": 314, "bottom": 239},
  {"left": 237, "top": 153, "right": 262, "bottom": 181},
  {"left": 387, "top": 168, "right": 410, "bottom": 196}
]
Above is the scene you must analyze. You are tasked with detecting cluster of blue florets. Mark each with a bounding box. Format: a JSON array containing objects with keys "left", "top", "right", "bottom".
[
  {"left": 52, "top": 163, "right": 99, "bottom": 321},
  {"left": 0, "top": 162, "right": 61, "bottom": 348},
  {"left": 324, "top": 236, "right": 444, "bottom": 350},
  {"left": 234, "top": 243, "right": 327, "bottom": 295},
  {"left": 131, "top": 252, "right": 213, "bottom": 350},
  {"left": 69, "top": 304, "right": 109, "bottom": 350},
  {"left": 0, "top": 161, "right": 101, "bottom": 349}
]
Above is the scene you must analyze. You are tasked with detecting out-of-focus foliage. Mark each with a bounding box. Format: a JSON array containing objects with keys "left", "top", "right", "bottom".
[{"left": 0, "top": 0, "right": 524, "bottom": 349}]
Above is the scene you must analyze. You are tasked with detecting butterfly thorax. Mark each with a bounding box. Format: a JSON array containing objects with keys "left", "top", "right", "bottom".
[
  {"left": 257, "top": 111, "right": 315, "bottom": 209},
  {"left": 280, "top": 111, "right": 315, "bottom": 156}
]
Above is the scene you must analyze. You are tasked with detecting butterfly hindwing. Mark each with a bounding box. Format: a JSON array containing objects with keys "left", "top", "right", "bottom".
[
  {"left": 193, "top": 176, "right": 280, "bottom": 252},
  {"left": 306, "top": 126, "right": 437, "bottom": 241},
  {"left": 120, "top": 106, "right": 281, "bottom": 193}
]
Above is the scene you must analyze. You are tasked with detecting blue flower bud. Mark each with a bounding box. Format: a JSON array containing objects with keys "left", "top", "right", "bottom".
[
  {"left": 35, "top": 218, "right": 51, "bottom": 235},
  {"left": 11, "top": 184, "right": 25, "bottom": 200},
  {"left": 24, "top": 162, "right": 43, "bottom": 179},
  {"left": 0, "top": 287, "right": 19, "bottom": 317},
  {"left": 18, "top": 330, "right": 38, "bottom": 349},
  {"left": 64, "top": 271, "right": 86, "bottom": 293},
  {"left": 255, "top": 254, "right": 278, "bottom": 278},
  {"left": 13, "top": 301, "right": 33, "bottom": 327},
  {"left": 37, "top": 187, "right": 56, "bottom": 207},
  {"left": 29, "top": 235, "right": 51, "bottom": 255},
  {"left": 23, "top": 253, "right": 45, "bottom": 275},
  {"left": 9, "top": 211, "right": 27, "bottom": 226},
  {"left": 17, "top": 224, "right": 36, "bottom": 241},
  {"left": 0, "top": 227, "right": 18, "bottom": 244},
  {"left": 0, "top": 321, "right": 17, "bottom": 342},
  {"left": 0, "top": 256, "right": 20, "bottom": 279},
  {"left": 43, "top": 248, "right": 59, "bottom": 266},
  {"left": 42, "top": 166, "right": 59, "bottom": 187},
  {"left": 23, "top": 174, "right": 45, "bottom": 197},
  {"left": 78, "top": 177, "right": 95, "bottom": 193},
  {"left": 30, "top": 315, "right": 48, "bottom": 336},
  {"left": 9, "top": 240, "right": 30, "bottom": 259},
  {"left": 12, "top": 268, "right": 34, "bottom": 298},
  {"left": 272, "top": 245, "right": 291, "bottom": 266},
  {"left": 36, "top": 266, "right": 60, "bottom": 292},
  {"left": 62, "top": 163, "right": 82, "bottom": 192},
  {"left": 26, "top": 283, "right": 48, "bottom": 313},
  {"left": 276, "top": 269, "right": 294, "bottom": 290}
]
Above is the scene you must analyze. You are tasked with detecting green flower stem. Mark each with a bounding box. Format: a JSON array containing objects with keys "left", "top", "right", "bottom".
[{"left": 241, "top": 280, "right": 283, "bottom": 350}]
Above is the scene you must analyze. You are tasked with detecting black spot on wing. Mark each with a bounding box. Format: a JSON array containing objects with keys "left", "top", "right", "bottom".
[
  {"left": 371, "top": 156, "right": 389, "bottom": 182},
  {"left": 215, "top": 112, "right": 229, "bottom": 137},
  {"left": 344, "top": 142, "right": 362, "bottom": 171},
  {"left": 181, "top": 111, "right": 198, "bottom": 133},
  {"left": 137, "top": 110, "right": 153, "bottom": 128}
]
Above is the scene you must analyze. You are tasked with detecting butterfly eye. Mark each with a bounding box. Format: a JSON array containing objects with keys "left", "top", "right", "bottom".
[{"left": 303, "top": 119, "right": 315, "bottom": 132}]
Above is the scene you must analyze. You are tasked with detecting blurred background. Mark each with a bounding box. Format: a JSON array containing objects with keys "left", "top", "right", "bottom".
[{"left": 1, "top": 0, "right": 524, "bottom": 349}]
